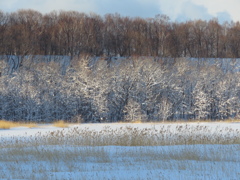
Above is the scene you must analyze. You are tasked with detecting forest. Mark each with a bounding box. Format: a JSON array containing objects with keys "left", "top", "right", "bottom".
[
  {"left": 0, "top": 55, "right": 239, "bottom": 122},
  {"left": 1, "top": 9, "right": 240, "bottom": 58},
  {"left": 0, "top": 9, "right": 240, "bottom": 122}
]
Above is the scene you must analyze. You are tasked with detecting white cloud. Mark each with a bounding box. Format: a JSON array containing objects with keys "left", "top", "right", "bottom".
[
  {"left": 217, "top": 12, "right": 232, "bottom": 23},
  {"left": 0, "top": 0, "right": 97, "bottom": 13},
  {"left": 191, "top": 0, "right": 239, "bottom": 21},
  {"left": 179, "top": 1, "right": 212, "bottom": 21},
  {"left": 158, "top": 0, "right": 187, "bottom": 20},
  {"left": 96, "top": 0, "right": 160, "bottom": 17},
  {"left": 0, "top": 0, "right": 239, "bottom": 22},
  {"left": 157, "top": 0, "right": 239, "bottom": 22},
  {"left": 0, "top": 0, "right": 18, "bottom": 11},
  {"left": 41, "top": 0, "right": 97, "bottom": 13}
]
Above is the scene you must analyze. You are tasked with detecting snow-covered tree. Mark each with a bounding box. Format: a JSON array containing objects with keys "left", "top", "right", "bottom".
[
  {"left": 193, "top": 88, "right": 211, "bottom": 120},
  {"left": 123, "top": 99, "right": 146, "bottom": 122}
]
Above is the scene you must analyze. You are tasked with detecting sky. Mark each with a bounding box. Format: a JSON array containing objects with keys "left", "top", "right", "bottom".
[{"left": 0, "top": 0, "right": 239, "bottom": 23}]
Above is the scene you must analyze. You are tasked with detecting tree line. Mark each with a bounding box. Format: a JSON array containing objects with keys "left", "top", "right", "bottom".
[
  {"left": 0, "top": 56, "right": 239, "bottom": 122},
  {"left": 1, "top": 9, "right": 240, "bottom": 58}
]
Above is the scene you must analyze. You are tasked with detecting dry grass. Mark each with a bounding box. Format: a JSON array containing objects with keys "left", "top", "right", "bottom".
[
  {"left": 0, "top": 120, "right": 37, "bottom": 129},
  {"left": 1, "top": 123, "right": 238, "bottom": 147},
  {"left": 1, "top": 119, "right": 239, "bottom": 130},
  {"left": 0, "top": 120, "right": 16, "bottom": 129},
  {"left": 23, "top": 123, "right": 38, "bottom": 128},
  {"left": 1, "top": 123, "right": 240, "bottom": 179},
  {"left": 53, "top": 120, "right": 69, "bottom": 128},
  {"left": 110, "top": 118, "right": 240, "bottom": 124},
  {"left": 132, "top": 120, "right": 143, "bottom": 123},
  {"left": 0, "top": 140, "right": 239, "bottom": 179}
]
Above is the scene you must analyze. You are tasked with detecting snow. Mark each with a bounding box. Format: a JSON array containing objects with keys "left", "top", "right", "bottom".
[
  {"left": 0, "top": 122, "right": 238, "bottom": 136},
  {"left": 0, "top": 122, "right": 240, "bottom": 179}
]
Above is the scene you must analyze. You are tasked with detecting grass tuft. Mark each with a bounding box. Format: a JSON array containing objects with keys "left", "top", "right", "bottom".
[
  {"left": 20, "top": 122, "right": 38, "bottom": 128},
  {"left": 1, "top": 122, "right": 240, "bottom": 179},
  {"left": 132, "top": 120, "right": 143, "bottom": 123},
  {"left": 53, "top": 120, "right": 69, "bottom": 128},
  {"left": 0, "top": 120, "right": 16, "bottom": 129},
  {"left": 0, "top": 120, "right": 37, "bottom": 129}
]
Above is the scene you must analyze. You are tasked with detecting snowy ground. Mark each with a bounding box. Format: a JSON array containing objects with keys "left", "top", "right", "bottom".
[{"left": 0, "top": 122, "right": 240, "bottom": 180}]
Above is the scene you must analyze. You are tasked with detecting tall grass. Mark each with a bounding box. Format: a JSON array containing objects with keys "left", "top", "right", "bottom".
[
  {"left": 53, "top": 120, "right": 69, "bottom": 128},
  {"left": 1, "top": 123, "right": 240, "bottom": 147},
  {"left": 0, "top": 120, "right": 37, "bottom": 129},
  {"left": 0, "top": 144, "right": 239, "bottom": 179},
  {"left": 1, "top": 123, "right": 240, "bottom": 179}
]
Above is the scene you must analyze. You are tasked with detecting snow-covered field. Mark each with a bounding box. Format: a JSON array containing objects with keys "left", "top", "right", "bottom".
[{"left": 1, "top": 122, "right": 240, "bottom": 180}]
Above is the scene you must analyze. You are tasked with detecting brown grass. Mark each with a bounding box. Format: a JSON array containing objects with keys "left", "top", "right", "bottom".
[
  {"left": 0, "top": 120, "right": 37, "bottom": 129},
  {"left": 20, "top": 122, "right": 38, "bottom": 128},
  {"left": 53, "top": 120, "right": 69, "bottom": 128},
  {"left": 0, "top": 120, "right": 16, "bottom": 129},
  {"left": 127, "top": 119, "right": 240, "bottom": 124},
  {"left": 132, "top": 120, "right": 143, "bottom": 123},
  {"left": 0, "top": 121, "right": 240, "bottom": 179}
]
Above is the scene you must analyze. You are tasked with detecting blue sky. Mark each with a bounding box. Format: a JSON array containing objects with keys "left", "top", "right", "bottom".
[{"left": 0, "top": 0, "right": 238, "bottom": 23}]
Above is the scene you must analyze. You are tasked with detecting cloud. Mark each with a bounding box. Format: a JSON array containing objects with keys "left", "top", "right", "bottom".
[
  {"left": 158, "top": 0, "right": 238, "bottom": 22},
  {"left": 0, "top": 0, "right": 160, "bottom": 18},
  {"left": 158, "top": 0, "right": 186, "bottom": 20},
  {"left": 0, "top": 0, "right": 239, "bottom": 23},
  {"left": 96, "top": 0, "right": 160, "bottom": 17},
  {"left": 42, "top": 0, "right": 97, "bottom": 14},
  {"left": 0, "top": 0, "right": 19, "bottom": 11},
  {"left": 191, "top": 0, "right": 239, "bottom": 21},
  {"left": 177, "top": 1, "right": 212, "bottom": 22},
  {"left": 0, "top": 0, "right": 97, "bottom": 14},
  {"left": 216, "top": 12, "right": 232, "bottom": 24}
]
